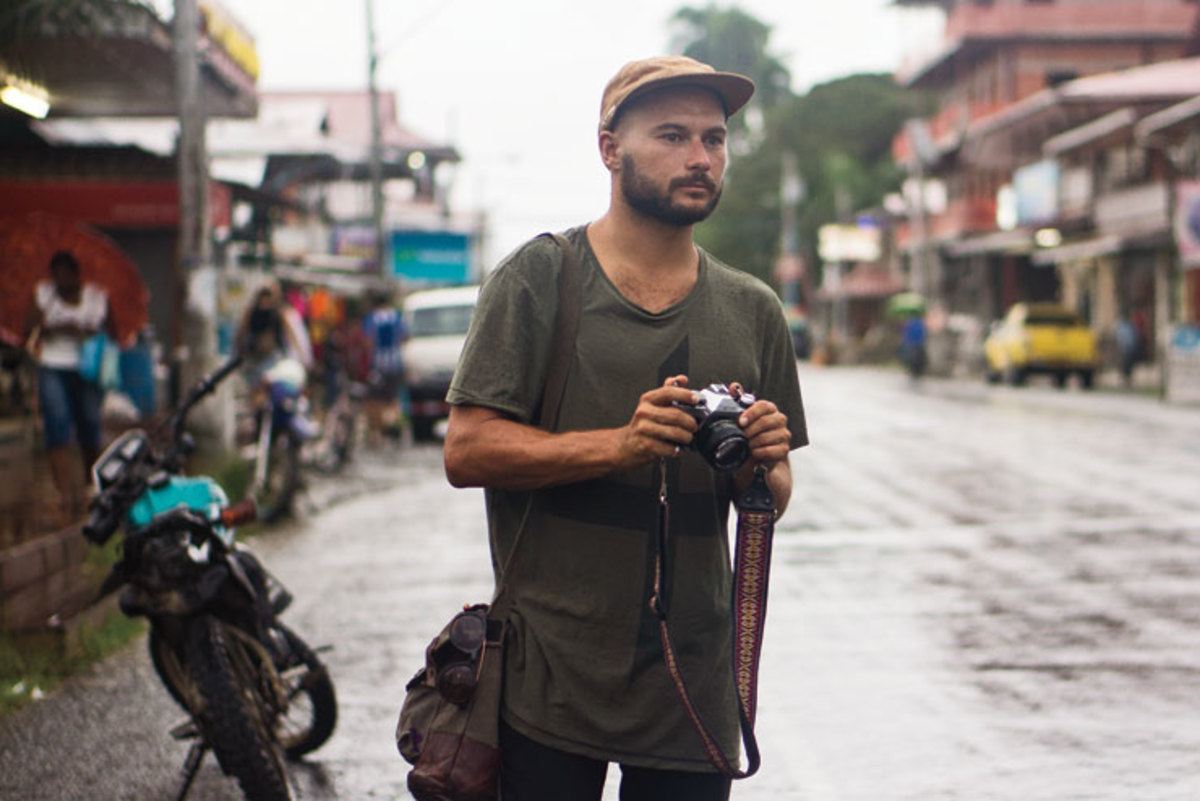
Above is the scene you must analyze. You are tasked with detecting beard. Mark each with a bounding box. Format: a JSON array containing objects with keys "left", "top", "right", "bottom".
[{"left": 620, "top": 154, "right": 722, "bottom": 226}]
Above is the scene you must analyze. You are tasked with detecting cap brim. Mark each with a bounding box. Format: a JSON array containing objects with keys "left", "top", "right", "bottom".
[{"left": 616, "top": 72, "right": 756, "bottom": 125}]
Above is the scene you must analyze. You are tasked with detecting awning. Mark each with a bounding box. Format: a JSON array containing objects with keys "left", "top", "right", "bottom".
[
  {"left": 1043, "top": 108, "right": 1138, "bottom": 157},
  {"left": 1135, "top": 95, "right": 1200, "bottom": 141},
  {"left": 944, "top": 229, "right": 1034, "bottom": 258},
  {"left": 1031, "top": 235, "right": 1123, "bottom": 265}
]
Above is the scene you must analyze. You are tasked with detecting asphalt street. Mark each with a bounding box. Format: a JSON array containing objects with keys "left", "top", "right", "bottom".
[{"left": 2, "top": 365, "right": 1200, "bottom": 800}]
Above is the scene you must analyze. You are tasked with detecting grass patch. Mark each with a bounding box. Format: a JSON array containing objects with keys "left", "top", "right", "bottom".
[{"left": 0, "top": 610, "right": 145, "bottom": 718}]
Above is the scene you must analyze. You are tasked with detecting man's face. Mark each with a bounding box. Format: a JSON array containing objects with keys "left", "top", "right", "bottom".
[{"left": 608, "top": 87, "right": 728, "bottom": 226}]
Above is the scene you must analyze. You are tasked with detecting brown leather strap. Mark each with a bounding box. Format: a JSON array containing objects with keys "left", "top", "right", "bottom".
[
  {"left": 535, "top": 232, "right": 581, "bottom": 431},
  {"left": 490, "top": 232, "right": 582, "bottom": 617}
]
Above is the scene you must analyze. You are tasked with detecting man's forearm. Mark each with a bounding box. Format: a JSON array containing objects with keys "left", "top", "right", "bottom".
[{"left": 444, "top": 413, "right": 629, "bottom": 491}]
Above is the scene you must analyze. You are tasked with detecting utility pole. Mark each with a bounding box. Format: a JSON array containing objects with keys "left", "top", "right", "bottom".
[
  {"left": 366, "top": 0, "right": 388, "bottom": 282},
  {"left": 173, "top": 0, "right": 224, "bottom": 446}
]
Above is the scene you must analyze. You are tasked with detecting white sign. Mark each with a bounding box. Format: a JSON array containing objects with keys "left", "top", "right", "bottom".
[{"left": 818, "top": 224, "right": 881, "bottom": 263}]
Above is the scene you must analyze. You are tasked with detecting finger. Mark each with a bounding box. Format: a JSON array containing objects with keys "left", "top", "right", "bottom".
[{"left": 663, "top": 374, "right": 690, "bottom": 389}]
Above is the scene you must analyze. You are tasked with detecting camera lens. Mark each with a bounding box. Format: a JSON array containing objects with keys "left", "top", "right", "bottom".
[
  {"left": 437, "top": 662, "right": 478, "bottom": 706},
  {"left": 696, "top": 419, "right": 749, "bottom": 472},
  {"left": 448, "top": 611, "right": 487, "bottom": 654}
]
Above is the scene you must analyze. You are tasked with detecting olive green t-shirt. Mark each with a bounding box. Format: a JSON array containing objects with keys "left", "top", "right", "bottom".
[{"left": 447, "top": 226, "right": 807, "bottom": 771}]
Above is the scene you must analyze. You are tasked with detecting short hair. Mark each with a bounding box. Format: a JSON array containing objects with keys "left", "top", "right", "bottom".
[{"left": 49, "top": 251, "right": 79, "bottom": 274}]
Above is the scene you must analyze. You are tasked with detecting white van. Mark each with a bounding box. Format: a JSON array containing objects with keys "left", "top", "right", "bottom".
[{"left": 403, "top": 285, "right": 480, "bottom": 440}]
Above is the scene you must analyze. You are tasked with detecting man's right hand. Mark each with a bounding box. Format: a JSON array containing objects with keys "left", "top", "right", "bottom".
[{"left": 616, "top": 374, "right": 699, "bottom": 468}]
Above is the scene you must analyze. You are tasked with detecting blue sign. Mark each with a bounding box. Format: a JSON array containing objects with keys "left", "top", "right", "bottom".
[{"left": 390, "top": 230, "right": 472, "bottom": 286}]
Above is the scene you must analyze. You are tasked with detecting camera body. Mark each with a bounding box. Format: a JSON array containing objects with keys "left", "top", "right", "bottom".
[{"left": 676, "top": 383, "right": 756, "bottom": 472}]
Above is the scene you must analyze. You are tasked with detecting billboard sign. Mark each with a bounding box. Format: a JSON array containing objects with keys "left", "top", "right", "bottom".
[{"left": 390, "top": 229, "right": 473, "bottom": 286}]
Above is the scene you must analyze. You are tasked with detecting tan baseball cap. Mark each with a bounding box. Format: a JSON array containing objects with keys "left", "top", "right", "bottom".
[{"left": 599, "top": 55, "right": 756, "bottom": 132}]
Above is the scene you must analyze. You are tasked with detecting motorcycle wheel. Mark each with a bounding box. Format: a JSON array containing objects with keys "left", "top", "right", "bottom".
[
  {"left": 274, "top": 625, "right": 338, "bottom": 758},
  {"left": 257, "top": 427, "right": 300, "bottom": 523},
  {"left": 186, "top": 615, "right": 293, "bottom": 801}
]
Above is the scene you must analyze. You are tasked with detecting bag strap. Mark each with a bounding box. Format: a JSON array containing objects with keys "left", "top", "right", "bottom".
[
  {"left": 488, "top": 232, "right": 582, "bottom": 618},
  {"left": 653, "top": 467, "right": 776, "bottom": 779}
]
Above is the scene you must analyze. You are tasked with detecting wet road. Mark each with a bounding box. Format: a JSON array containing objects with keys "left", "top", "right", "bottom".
[{"left": 3, "top": 366, "right": 1200, "bottom": 800}]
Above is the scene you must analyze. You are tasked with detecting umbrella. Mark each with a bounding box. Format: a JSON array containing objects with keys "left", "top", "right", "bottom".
[
  {"left": 886, "top": 291, "right": 926, "bottom": 318},
  {"left": 0, "top": 213, "right": 149, "bottom": 347}
]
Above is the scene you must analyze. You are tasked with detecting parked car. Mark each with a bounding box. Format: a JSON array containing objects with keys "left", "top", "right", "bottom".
[
  {"left": 983, "top": 302, "right": 1098, "bottom": 389},
  {"left": 403, "top": 285, "right": 479, "bottom": 440}
]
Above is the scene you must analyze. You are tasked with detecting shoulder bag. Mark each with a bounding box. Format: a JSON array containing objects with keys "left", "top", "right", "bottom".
[{"left": 396, "top": 232, "right": 581, "bottom": 801}]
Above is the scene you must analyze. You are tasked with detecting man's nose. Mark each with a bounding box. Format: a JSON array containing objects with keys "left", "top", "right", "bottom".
[{"left": 684, "top": 137, "right": 712, "bottom": 170}]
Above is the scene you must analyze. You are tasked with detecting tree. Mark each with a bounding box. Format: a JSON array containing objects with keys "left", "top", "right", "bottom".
[
  {"left": 695, "top": 72, "right": 921, "bottom": 291},
  {"left": 669, "top": 3, "right": 792, "bottom": 137}
]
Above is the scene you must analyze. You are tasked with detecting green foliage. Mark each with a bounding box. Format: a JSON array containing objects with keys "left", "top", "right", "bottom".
[
  {"left": 696, "top": 72, "right": 919, "bottom": 291},
  {"left": 670, "top": 4, "right": 793, "bottom": 109}
]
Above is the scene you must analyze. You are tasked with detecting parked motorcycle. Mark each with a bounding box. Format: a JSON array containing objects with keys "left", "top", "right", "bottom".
[
  {"left": 248, "top": 358, "right": 319, "bottom": 523},
  {"left": 83, "top": 355, "right": 337, "bottom": 801}
]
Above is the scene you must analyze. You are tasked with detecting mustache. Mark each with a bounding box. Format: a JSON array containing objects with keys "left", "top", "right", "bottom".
[{"left": 670, "top": 173, "right": 717, "bottom": 192}]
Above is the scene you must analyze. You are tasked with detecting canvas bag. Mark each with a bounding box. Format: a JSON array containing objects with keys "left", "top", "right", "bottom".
[{"left": 395, "top": 233, "right": 580, "bottom": 801}]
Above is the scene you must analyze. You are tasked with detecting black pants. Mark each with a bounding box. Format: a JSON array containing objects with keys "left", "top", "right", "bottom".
[{"left": 499, "top": 721, "right": 731, "bottom": 801}]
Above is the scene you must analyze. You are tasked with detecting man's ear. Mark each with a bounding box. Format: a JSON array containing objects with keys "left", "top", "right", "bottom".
[{"left": 599, "top": 130, "right": 621, "bottom": 173}]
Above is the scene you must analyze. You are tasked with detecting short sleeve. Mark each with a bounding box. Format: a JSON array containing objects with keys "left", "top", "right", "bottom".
[{"left": 446, "top": 237, "right": 562, "bottom": 423}]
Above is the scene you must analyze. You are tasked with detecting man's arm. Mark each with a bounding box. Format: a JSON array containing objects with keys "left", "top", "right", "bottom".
[{"left": 444, "top": 376, "right": 700, "bottom": 491}]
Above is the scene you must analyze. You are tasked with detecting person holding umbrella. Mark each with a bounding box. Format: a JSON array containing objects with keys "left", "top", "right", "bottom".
[{"left": 22, "top": 250, "right": 116, "bottom": 521}]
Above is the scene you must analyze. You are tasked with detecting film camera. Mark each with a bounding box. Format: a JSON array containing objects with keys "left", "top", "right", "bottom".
[{"left": 676, "top": 383, "right": 756, "bottom": 472}]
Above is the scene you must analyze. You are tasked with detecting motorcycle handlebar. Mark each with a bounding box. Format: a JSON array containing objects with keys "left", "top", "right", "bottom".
[
  {"left": 82, "top": 510, "right": 118, "bottom": 545},
  {"left": 170, "top": 355, "right": 245, "bottom": 443}
]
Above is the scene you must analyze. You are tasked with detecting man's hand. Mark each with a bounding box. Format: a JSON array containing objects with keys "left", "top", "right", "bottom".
[
  {"left": 737, "top": 396, "right": 791, "bottom": 468},
  {"left": 615, "top": 374, "right": 699, "bottom": 468}
]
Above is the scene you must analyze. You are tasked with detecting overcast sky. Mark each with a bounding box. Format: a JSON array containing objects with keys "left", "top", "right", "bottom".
[{"left": 213, "top": 0, "right": 945, "bottom": 266}]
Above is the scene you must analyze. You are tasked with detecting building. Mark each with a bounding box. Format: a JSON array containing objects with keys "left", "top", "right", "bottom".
[{"left": 891, "top": 0, "right": 1200, "bottom": 374}]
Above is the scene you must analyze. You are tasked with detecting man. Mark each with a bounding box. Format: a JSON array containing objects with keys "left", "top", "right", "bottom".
[
  {"left": 362, "top": 291, "right": 410, "bottom": 444},
  {"left": 443, "top": 55, "right": 807, "bottom": 800},
  {"left": 23, "top": 251, "right": 115, "bottom": 520}
]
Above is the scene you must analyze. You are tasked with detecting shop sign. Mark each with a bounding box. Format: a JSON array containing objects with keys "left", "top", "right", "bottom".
[
  {"left": 1175, "top": 180, "right": 1200, "bottom": 270},
  {"left": 200, "top": 0, "right": 260, "bottom": 81},
  {"left": 1013, "top": 159, "right": 1059, "bottom": 226},
  {"left": 390, "top": 229, "right": 473, "bottom": 287},
  {"left": 1167, "top": 324, "right": 1200, "bottom": 404},
  {"left": 0, "top": 180, "right": 231, "bottom": 229},
  {"left": 818, "top": 224, "right": 881, "bottom": 263}
]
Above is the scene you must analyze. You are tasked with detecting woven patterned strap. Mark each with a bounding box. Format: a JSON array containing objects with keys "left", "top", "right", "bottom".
[{"left": 657, "top": 469, "right": 775, "bottom": 779}]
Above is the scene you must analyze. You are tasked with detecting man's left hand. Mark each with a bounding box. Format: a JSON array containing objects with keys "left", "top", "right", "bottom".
[{"left": 737, "top": 399, "right": 790, "bottom": 467}]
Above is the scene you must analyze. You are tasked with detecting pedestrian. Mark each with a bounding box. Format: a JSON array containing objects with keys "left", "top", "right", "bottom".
[
  {"left": 235, "top": 281, "right": 307, "bottom": 387},
  {"left": 1114, "top": 312, "right": 1142, "bottom": 387},
  {"left": 900, "top": 312, "right": 928, "bottom": 379},
  {"left": 443, "top": 55, "right": 807, "bottom": 800},
  {"left": 362, "top": 290, "right": 409, "bottom": 445},
  {"left": 22, "top": 250, "right": 116, "bottom": 521}
]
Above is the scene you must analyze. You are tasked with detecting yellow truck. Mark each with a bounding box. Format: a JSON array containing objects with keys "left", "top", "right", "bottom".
[{"left": 983, "top": 302, "right": 1098, "bottom": 389}]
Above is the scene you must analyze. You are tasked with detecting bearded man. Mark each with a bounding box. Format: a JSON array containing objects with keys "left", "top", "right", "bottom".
[{"left": 442, "top": 55, "right": 808, "bottom": 801}]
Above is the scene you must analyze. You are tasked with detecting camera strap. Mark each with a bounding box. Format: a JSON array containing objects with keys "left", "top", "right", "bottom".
[{"left": 651, "top": 461, "right": 776, "bottom": 779}]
